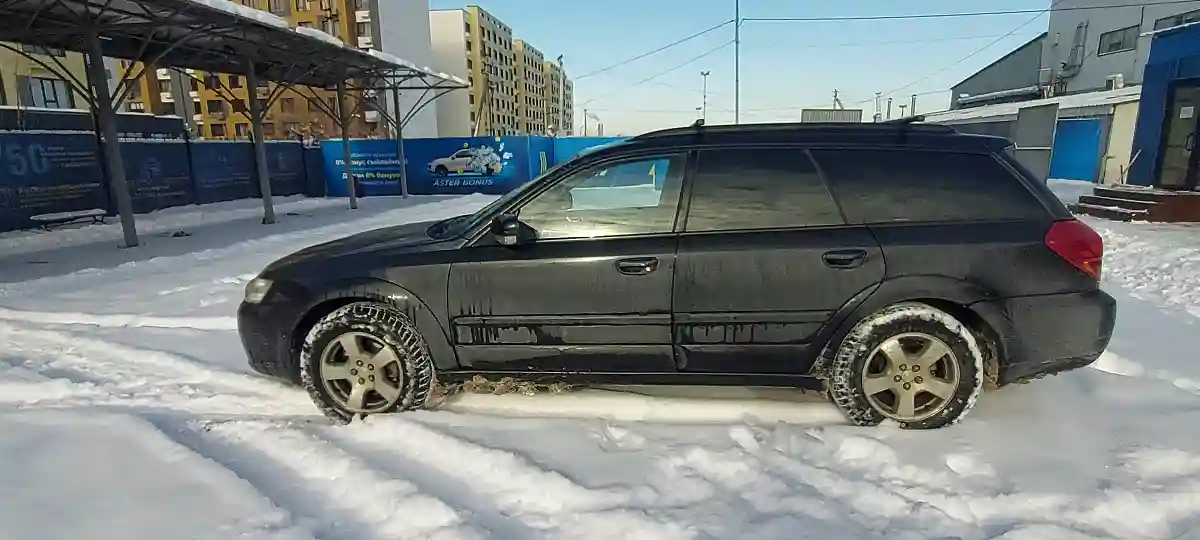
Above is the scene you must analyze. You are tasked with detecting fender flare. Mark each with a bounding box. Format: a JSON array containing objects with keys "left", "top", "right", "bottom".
[
  {"left": 810, "top": 275, "right": 1010, "bottom": 376},
  {"left": 299, "top": 277, "right": 460, "bottom": 373}
]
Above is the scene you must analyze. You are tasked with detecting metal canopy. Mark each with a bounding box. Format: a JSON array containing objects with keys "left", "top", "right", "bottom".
[
  {"left": 0, "top": 0, "right": 466, "bottom": 248},
  {"left": 0, "top": 0, "right": 466, "bottom": 87}
]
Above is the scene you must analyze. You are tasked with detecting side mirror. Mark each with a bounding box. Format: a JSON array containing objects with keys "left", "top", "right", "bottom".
[{"left": 491, "top": 213, "right": 522, "bottom": 245}]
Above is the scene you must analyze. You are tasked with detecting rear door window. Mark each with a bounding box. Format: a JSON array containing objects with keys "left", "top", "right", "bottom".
[
  {"left": 809, "top": 149, "right": 1048, "bottom": 224},
  {"left": 686, "top": 148, "right": 844, "bottom": 232}
]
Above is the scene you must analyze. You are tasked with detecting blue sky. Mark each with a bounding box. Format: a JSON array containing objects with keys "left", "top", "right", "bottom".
[{"left": 428, "top": 0, "right": 1052, "bottom": 134}]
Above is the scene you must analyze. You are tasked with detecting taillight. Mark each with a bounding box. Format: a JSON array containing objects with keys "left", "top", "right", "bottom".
[{"left": 1045, "top": 219, "right": 1103, "bottom": 280}]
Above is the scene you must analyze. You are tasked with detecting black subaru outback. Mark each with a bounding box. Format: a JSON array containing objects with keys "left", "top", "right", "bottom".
[{"left": 238, "top": 119, "right": 1115, "bottom": 430}]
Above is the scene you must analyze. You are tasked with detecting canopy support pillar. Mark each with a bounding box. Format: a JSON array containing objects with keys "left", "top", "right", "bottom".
[
  {"left": 245, "top": 59, "right": 276, "bottom": 224},
  {"left": 336, "top": 79, "right": 358, "bottom": 209},
  {"left": 86, "top": 28, "right": 138, "bottom": 247},
  {"left": 390, "top": 79, "right": 409, "bottom": 198}
]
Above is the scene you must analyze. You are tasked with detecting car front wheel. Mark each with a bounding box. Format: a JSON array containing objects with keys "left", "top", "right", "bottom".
[
  {"left": 300, "top": 301, "right": 436, "bottom": 424},
  {"left": 825, "top": 302, "right": 984, "bottom": 430}
]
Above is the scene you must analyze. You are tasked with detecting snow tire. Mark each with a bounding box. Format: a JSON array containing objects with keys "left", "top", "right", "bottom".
[
  {"left": 300, "top": 301, "right": 436, "bottom": 424},
  {"left": 823, "top": 302, "right": 985, "bottom": 430}
]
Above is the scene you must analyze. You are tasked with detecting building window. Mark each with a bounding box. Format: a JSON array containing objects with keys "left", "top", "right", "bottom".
[
  {"left": 1097, "top": 25, "right": 1139, "bottom": 55},
  {"left": 1155, "top": 9, "right": 1200, "bottom": 30},
  {"left": 235, "top": 123, "right": 250, "bottom": 137},
  {"left": 268, "top": 0, "right": 288, "bottom": 14},
  {"left": 281, "top": 97, "right": 295, "bottom": 113},
  {"left": 356, "top": 22, "right": 371, "bottom": 37},
  {"left": 294, "top": 0, "right": 311, "bottom": 11},
  {"left": 210, "top": 124, "right": 226, "bottom": 138},
  {"left": 18, "top": 76, "right": 73, "bottom": 109}
]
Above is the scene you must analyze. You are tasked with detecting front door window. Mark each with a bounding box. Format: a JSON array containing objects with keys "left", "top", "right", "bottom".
[{"left": 517, "top": 154, "right": 686, "bottom": 240}]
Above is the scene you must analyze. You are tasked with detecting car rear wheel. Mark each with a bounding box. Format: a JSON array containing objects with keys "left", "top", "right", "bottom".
[
  {"left": 300, "top": 301, "right": 436, "bottom": 424},
  {"left": 825, "top": 302, "right": 984, "bottom": 430}
]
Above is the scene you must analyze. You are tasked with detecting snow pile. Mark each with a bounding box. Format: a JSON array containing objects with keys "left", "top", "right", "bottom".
[
  {"left": 369, "top": 49, "right": 418, "bottom": 70},
  {"left": 3, "top": 193, "right": 1200, "bottom": 538},
  {"left": 1047, "top": 178, "right": 1095, "bottom": 205},
  {"left": 184, "top": 0, "right": 289, "bottom": 28},
  {"left": 294, "top": 26, "right": 343, "bottom": 47}
]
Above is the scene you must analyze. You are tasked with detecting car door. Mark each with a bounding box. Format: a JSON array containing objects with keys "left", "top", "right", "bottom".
[
  {"left": 447, "top": 152, "right": 690, "bottom": 373},
  {"left": 672, "top": 147, "right": 885, "bottom": 375},
  {"left": 449, "top": 150, "right": 472, "bottom": 171}
]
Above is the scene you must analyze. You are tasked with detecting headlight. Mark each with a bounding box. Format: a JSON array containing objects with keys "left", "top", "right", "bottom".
[{"left": 244, "top": 278, "right": 273, "bottom": 304}]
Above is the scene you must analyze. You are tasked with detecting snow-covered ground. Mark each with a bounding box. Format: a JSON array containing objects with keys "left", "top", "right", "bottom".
[{"left": 4, "top": 189, "right": 1200, "bottom": 540}]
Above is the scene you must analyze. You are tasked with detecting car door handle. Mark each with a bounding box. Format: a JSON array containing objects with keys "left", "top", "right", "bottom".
[
  {"left": 616, "top": 257, "right": 659, "bottom": 275},
  {"left": 822, "top": 249, "right": 868, "bottom": 269}
]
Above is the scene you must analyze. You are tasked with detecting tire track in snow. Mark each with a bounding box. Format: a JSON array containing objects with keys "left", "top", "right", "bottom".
[
  {"left": 161, "top": 419, "right": 487, "bottom": 540},
  {"left": 326, "top": 417, "right": 695, "bottom": 540},
  {"left": 0, "top": 322, "right": 313, "bottom": 415},
  {"left": 0, "top": 306, "right": 237, "bottom": 330},
  {"left": 0, "top": 195, "right": 494, "bottom": 299}
]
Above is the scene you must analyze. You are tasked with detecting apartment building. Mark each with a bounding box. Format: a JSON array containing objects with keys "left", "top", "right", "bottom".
[
  {"left": 514, "top": 39, "right": 546, "bottom": 134},
  {"left": 543, "top": 59, "right": 574, "bottom": 136},
  {"left": 429, "top": 5, "right": 571, "bottom": 137},
  {"left": 120, "top": 0, "right": 439, "bottom": 140}
]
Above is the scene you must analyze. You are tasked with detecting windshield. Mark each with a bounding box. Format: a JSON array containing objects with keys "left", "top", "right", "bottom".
[{"left": 426, "top": 150, "right": 599, "bottom": 239}]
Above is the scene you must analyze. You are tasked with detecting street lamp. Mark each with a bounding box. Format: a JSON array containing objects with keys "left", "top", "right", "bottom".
[{"left": 700, "top": 70, "right": 711, "bottom": 122}]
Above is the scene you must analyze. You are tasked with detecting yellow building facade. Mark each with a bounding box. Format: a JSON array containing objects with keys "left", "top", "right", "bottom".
[
  {"left": 0, "top": 44, "right": 88, "bottom": 110},
  {"left": 120, "top": 0, "right": 380, "bottom": 141}
]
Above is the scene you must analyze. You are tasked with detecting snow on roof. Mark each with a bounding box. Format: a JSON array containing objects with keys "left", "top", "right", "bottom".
[
  {"left": 184, "top": 0, "right": 289, "bottom": 28},
  {"left": 1141, "top": 20, "right": 1200, "bottom": 37},
  {"left": 922, "top": 86, "right": 1142, "bottom": 124},
  {"left": 294, "top": 26, "right": 343, "bottom": 47}
]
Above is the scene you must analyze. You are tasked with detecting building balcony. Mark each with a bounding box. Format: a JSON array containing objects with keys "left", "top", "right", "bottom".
[
  {"left": 355, "top": 9, "right": 370, "bottom": 23},
  {"left": 358, "top": 36, "right": 373, "bottom": 49}
]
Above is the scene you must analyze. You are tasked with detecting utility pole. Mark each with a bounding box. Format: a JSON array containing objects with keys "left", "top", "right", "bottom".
[
  {"left": 700, "top": 70, "right": 710, "bottom": 121},
  {"left": 873, "top": 92, "right": 882, "bottom": 122},
  {"left": 583, "top": 107, "right": 588, "bottom": 136},
  {"left": 734, "top": 0, "right": 740, "bottom": 124},
  {"left": 558, "top": 55, "right": 566, "bottom": 135}
]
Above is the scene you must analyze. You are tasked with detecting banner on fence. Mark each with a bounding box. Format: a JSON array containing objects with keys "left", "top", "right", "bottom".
[
  {"left": 320, "top": 137, "right": 532, "bottom": 197},
  {"left": 0, "top": 133, "right": 106, "bottom": 232},
  {"left": 266, "top": 142, "right": 305, "bottom": 197},
  {"left": 122, "top": 140, "right": 194, "bottom": 213},
  {"left": 191, "top": 141, "right": 254, "bottom": 204}
]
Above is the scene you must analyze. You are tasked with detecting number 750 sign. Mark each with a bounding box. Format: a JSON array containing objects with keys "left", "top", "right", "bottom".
[{"left": 3, "top": 143, "right": 50, "bottom": 176}]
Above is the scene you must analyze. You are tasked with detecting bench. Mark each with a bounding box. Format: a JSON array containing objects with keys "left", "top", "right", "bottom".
[{"left": 29, "top": 208, "right": 107, "bottom": 231}]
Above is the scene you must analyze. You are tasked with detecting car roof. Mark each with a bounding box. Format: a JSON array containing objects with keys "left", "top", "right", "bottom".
[{"left": 592, "top": 119, "right": 1011, "bottom": 155}]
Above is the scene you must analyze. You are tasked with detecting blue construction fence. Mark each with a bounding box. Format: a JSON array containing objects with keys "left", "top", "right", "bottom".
[
  {"left": 318, "top": 136, "right": 623, "bottom": 197},
  {"left": 0, "top": 133, "right": 622, "bottom": 233}
]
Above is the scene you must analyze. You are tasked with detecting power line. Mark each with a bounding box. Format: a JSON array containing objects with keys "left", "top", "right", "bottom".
[
  {"left": 785, "top": 32, "right": 1044, "bottom": 49},
  {"left": 864, "top": 1, "right": 1064, "bottom": 102},
  {"left": 581, "top": 40, "right": 735, "bottom": 105},
  {"left": 575, "top": 20, "right": 735, "bottom": 80},
  {"left": 743, "top": 0, "right": 1200, "bottom": 23}
]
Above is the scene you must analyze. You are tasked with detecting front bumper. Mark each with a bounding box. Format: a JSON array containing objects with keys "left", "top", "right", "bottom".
[{"left": 237, "top": 300, "right": 304, "bottom": 384}]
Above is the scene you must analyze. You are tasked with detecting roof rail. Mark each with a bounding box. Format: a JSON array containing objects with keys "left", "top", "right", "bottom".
[
  {"left": 631, "top": 119, "right": 954, "bottom": 140},
  {"left": 882, "top": 115, "right": 927, "bottom": 125}
]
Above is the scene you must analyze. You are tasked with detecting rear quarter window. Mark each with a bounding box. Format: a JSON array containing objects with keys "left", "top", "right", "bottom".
[{"left": 809, "top": 148, "right": 1049, "bottom": 224}]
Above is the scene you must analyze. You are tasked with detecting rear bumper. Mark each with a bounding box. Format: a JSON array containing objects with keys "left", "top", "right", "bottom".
[
  {"left": 983, "top": 289, "right": 1116, "bottom": 386},
  {"left": 237, "top": 300, "right": 304, "bottom": 384}
]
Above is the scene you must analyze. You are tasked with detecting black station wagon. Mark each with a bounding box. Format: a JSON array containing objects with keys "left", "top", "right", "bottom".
[{"left": 238, "top": 119, "right": 1115, "bottom": 430}]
